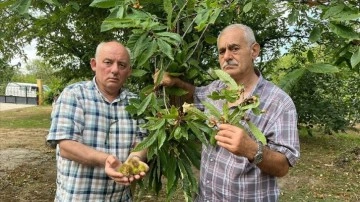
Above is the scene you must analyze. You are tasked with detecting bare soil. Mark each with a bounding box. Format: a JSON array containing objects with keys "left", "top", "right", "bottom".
[
  {"left": 1, "top": 125, "right": 359, "bottom": 201},
  {"left": 0, "top": 128, "right": 56, "bottom": 202}
]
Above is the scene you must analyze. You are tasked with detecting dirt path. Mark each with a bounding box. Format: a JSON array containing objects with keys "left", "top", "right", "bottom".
[{"left": 0, "top": 128, "right": 56, "bottom": 201}]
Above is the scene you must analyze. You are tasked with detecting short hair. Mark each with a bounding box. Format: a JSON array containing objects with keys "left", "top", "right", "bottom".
[
  {"left": 218, "top": 24, "right": 256, "bottom": 46},
  {"left": 95, "top": 41, "right": 132, "bottom": 66}
]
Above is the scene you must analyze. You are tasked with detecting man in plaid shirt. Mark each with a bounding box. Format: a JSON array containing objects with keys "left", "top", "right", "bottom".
[
  {"left": 156, "top": 24, "right": 300, "bottom": 201},
  {"left": 47, "top": 41, "right": 148, "bottom": 201}
]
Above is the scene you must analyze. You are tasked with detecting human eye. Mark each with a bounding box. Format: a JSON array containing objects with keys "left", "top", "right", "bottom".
[
  {"left": 230, "top": 45, "right": 240, "bottom": 53},
  {"left": 219, "top": 48, "right": 225, "bottom": 55},
  {"left": 104, "top": 60, "right": 112, "bottom": 66},
  {"left": 118, "top": 62, "right": 128, "bottom": 70}
]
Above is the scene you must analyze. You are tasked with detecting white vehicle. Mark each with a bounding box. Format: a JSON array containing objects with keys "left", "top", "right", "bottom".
[{"left": 5, "top": 82, "right": 50, "bottom": 98}]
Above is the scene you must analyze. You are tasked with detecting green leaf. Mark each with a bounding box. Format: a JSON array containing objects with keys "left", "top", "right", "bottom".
[
  {"left": 157, "top": 38, "right": 174, "bottom": 60},
  {"left": 350, "top": 47, "right": 360, "bottom": 68},
  {"left": 188, "top": 122, "right": 208, "bottom": 144},
  {"left": 90, "top": 0, "right": 121, "bottom": 8},
  {"left": 208, "top": 8, "right": 221, "bottom": 24},
  {"left": 307, "top": 50, "right": 315, "bottom": 63},
  {"left": 187, "top": 107, "right": 208, "bottom": 120},
  {"left": 163, "top": 0, "right": 173, "bottom": 29},
  {"left": 202, "top": 101, "right": 222, "bottom": 119},
  {"left": 173, "top": 126, "right": 183, "bottom": 140},
  {"left": 131, "top": 69, "right": 147, "bottom": 77},
  {"left": 278, "top": 68, "right": 306, "bottom": 93},
  {"left": 132, "top": 128, "right": 161, "bottom": 152},
  {"left": 147, "top": 119, "right": 166, "bottom": 131},
  {"left": 322, "top": 4, "right": 344, "bottom": 19},
  {"left": 246, "top": 121, "right": 267, "bottom": 145},
  {"left": 181, "top": 142, "right": 201, "bottom": 169},
  {"left": 329, "top": 23, "right": 359, "bottom": 40},
  {"left": 133, "top": 32, "right": 150, "bottom": 60},
  {"left": 137, "top": 39, "right": 158, "bottom": 67},
  {"left": 214, "top": 70, "right": 238, "bottom": 90},
  {"left": 309, "top": 27, "right": 321, "bottom": 43},
  {"left": 137, "top": 93, "right": 154, "bottom": 115},
  {"left": 164, "top": 155, "right": 177, "bottom": 195},
  {"left": 11, "top": 0, "right": 31, "bottom": 14},
  {"left": 165, "top": 87, "right": 189, "bottom": 96},
  {"left": 157, "top": 127, "right": 167, "bottom": 149},
  {"left": 307, "top": 63, "right": 339, "bottom": 73},
  {"left": 243, "top": 2, "right": 252, "bottom": 13},
  {"left": 156, "top": 32, "right": 182, "bottom": 45}
]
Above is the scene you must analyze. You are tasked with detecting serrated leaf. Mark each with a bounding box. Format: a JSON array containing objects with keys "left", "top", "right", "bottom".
[
  {"left": 329, "top": 23, "right": 359, "bottom": 40},
  {"left": 163, "top": 0, "right": 172, "bottom": 29},
  {"left": 350, "top": 47, "right": 360, "bottom": 68},
  {"left": 90, "top": 0, "right": 121, "bottom": 8},
  {"left": 133, "top": 32, "right": 150, "bottom": 60},
  {"left": 157, "top": 38, "right": 174, "bottom": 60},
  {"left": 191, "top": 121, "right": 213, "bottom": 134},
  {"left": 322, "top": 4, "right": 344, "bottom": 19},
  {"left": 309, "top": 27, "right": 321, "bottom": 43},
  {"left": 132, "top": 128, "right": 161, "bottom": 152},
  {"left": 214, "top": 70, "right": 238, "bottom": 90},
  {"left": 156, "top": 32, "right": 182, "bottom": 44},
  {"left": 307, "top": 50, "right": 315, "bottom": 63},
  {"left": 157, "top": 127, "right": 167, "bottom": 149},
  {"left": 137, "top": 93, "right": 154, "bottom": 115},
  {"left": 11, "top": 0, "right": 31, "bottom": 14},
  {"left": 187, "top": 107, "right": 208, "bottom": 120},
  {"left": 181, "top": 142, "right": 201, "bottom": 169},
  {"left": 307, "top": 63, "right": 339, "bottom": 73},
  {"left": 243, "top": 2, "right": 252, "bottom": 13},
  {"left": 188, "top": 122, "right": 207, "bottom": 144},
  {"left": 147, "top": 119, "right": 166, "bottom": 131},
  {"left": 165, "top": 155, "right": 177, "bottom": 195},
  {"left": 278, "top": 68, "right": 306, "bottom": 93},
  {"left": 137, "top": 39, "right": 158, "bottom": 67},
  {"left": 208, "top": 8, "right": 221, "bottom": 24},
  {"left": 246, "top": 121, "right": 267, "bottom": 145},
  {"left": 202, "top": 101, "right": 222, "bottom": 119},
  {"left": 165, "top": 87, "right": 189, "bottom": 96},
  {"left": 173, "top": 126, "right": 183, "bottom": 140},
  {"left": 131, "top": 69, "right": 147, "bottom": 77}
]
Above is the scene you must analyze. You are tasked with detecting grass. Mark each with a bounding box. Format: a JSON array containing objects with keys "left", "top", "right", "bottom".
[
  {"left": 1, "top": 106, "right": 359, "bottom": 201},
  {"left": 0, "top": 106, "right": 52, "bottom": 128}
]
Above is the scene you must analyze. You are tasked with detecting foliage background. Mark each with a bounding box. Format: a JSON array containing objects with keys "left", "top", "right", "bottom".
[{"left": 0, "top": 0, "right": 359, "bottom": 199}]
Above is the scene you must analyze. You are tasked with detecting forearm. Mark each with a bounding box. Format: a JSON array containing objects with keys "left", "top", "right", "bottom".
[
  {"left": 256, "top": 147, "right": 289, "bottom": 177},
  {"left": 173, "top": 77, "right": 195, "bottom": 103},
  {"left": 128, "top": 148, "right": 148, "bottom": 162},
  {"left": 59, "top": 140, "right": 109, "bottom": 167}
]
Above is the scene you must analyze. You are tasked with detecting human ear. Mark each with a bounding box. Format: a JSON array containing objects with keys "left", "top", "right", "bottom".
[
  {"left": 251, "top": 43, "right": 260, "bottom": 59},
  {"left": 90, "top": 58, "right": 96, "bottom": 72}
]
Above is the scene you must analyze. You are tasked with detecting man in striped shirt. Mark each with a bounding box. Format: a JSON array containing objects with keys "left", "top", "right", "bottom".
[
  {"left": 156, "top": 24, "right": 300, "bottom": 201},
  {"left": 47, "top": 41, "right": 148, "bottom": 201}
]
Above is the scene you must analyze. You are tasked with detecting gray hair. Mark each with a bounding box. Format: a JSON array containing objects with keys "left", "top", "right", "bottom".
[
  {"left": 95, "top": 41, "right": 132, "bottom": 66},
  {"left": 217, "top": 24, "right": 256, "bottom": 46}
]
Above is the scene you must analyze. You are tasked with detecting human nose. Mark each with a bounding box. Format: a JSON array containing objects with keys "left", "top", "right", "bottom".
[
  {"left": 110, "top": 64, "right": 120, "bottom": 75},
  {"left": 223, "top": 49, "right": 233, "bottom": 61}
]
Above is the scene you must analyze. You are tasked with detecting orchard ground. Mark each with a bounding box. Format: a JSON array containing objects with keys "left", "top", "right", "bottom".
[{"left": 0, "top": 106, "right": 359, "bottom": 201}]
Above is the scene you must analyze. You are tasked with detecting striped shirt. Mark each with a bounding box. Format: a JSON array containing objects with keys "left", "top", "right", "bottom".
[
  {"left": 47, "top": 78, "right": 146, "bottom": 202},
  {"left": 194, "top": 73, "right": 300, "bottom": 202}
]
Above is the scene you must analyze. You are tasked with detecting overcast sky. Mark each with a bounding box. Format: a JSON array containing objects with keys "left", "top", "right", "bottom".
[{"left": 10, "top": 40, "right": 38, "bottom": 73}]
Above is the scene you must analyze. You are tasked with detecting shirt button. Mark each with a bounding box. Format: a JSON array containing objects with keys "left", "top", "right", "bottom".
[
  {"left": 210, "top": 158, "right": 214, "bottom": 162},
  {"left": 206, "top": 180, "right": 210, "bottom": 184}
]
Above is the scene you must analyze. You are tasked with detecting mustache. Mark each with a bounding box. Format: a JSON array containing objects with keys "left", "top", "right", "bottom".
[{"left": 221, "top": 60, "right": 238, "bottom": 69}]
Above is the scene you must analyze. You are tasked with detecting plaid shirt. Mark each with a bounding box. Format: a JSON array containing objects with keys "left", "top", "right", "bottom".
[
  {"left": 194, "top": 73, "right": 300, "bottom": 202},
  {"left": 47, "top": 78, "right": 146, "bottom": 202}
]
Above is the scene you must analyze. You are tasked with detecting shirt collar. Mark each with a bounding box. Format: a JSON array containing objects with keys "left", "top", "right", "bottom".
[{"left": 91, "top": 77, "right": 127, "bottom": 103}]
